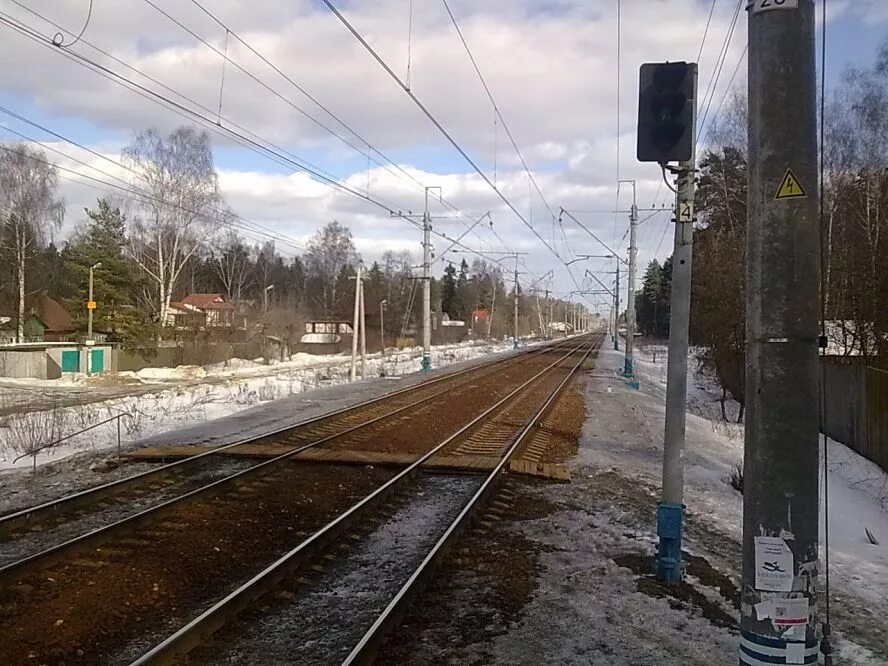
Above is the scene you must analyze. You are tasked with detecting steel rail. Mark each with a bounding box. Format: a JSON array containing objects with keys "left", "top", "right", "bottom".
[
  {"left": 343, "top": 335, "right": 600, "bottom": 664},
  {"left": 0, "top": 338, "right": 571, "bottom": 541},
  {"left": 0, "top": 340, "right": 578, "bottom": 583},
  {"left": 128, "top": 336, "right": 594, "bottom": 665}
]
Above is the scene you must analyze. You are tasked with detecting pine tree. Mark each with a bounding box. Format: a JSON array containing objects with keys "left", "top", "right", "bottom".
[
  {"left": 441, "top": 262, "right": 457, "bottom": 316},
  {"left": 62, "top": 198, "right": 158, "bottom": 347}
]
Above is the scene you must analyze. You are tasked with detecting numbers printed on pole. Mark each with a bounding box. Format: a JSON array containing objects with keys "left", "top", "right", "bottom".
[
  {"left": 678, "top": 201, "right": 693, "bottom": 223},
  {"left": 747, "top": 0, "right": 799, "bottom": 13}
]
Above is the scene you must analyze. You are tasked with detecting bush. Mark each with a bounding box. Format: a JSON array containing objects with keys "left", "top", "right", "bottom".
[{"left": 730, "top": 463, "right": 744, "bottom": 494}]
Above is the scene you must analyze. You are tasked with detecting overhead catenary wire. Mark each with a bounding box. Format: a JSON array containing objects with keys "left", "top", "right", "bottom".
[
  {"left": 0, "top": 11, "right": 420, "bottom": 223},
  {"left": 2, "top": 3, "right": 565, "bottom": 300},
  {"left": 318, "top": 0, "right": 591, "bottom": 305},
  {"left": 696, "top": 0, "right": 745, "bottom": 143},
  {"left": 8, "top": 0, "right": 489, "bottom": 248},
  {"left": 440, "top": 0, "right": 558, "bottom": 223},
  {"left": 697, "top": 43, "right": 748, "bottom": 150}
]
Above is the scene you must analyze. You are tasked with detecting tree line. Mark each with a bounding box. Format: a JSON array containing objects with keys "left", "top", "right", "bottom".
[
  {"left": 0, "top": 126, "right": 579, "bottom": 351},
  {"left": 684, "top": 38, "right": 888, "bottom": 420}
]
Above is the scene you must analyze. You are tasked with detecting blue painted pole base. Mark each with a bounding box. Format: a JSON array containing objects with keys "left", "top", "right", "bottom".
[
  {"left": 740, "top": 630, "right": 819, "bottom": 665},
  {"left": 421, "top": 354, "right": 431, "bottom": 372},
  {"left": 655, "top": 502, "right": 684, "bottom": 584},
  {"left": 513, "top": 339, "right": 519, "bottom": 349}
]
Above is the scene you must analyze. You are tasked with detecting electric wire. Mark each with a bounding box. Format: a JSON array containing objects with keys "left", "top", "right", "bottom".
[
  {"left": 696, "top": 0, "right": 744, "bottom": 142},
  {"left": 318, "top": 0, "right": 591, "bottom": 304}
]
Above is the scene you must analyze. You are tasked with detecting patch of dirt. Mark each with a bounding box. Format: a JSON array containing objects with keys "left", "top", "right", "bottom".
[
  {"left": 376, "top": 478, "right": 554, "bottom": 665},
  {"left": 524, "top": 381, "right": 587, "bottom": 465},
  {"left": 0, "top": 462, "right": 395, "bottom": 665},
  {"left": 613, "top": 552, "right": 739, "bottom": 630}
]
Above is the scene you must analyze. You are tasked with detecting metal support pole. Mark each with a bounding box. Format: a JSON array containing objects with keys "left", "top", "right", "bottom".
[
  {"left": 624, "top": 181, "right": 638, "bottom": 378},
  {"left": 656, "top": 154, "right": 697, "bottom": 584},
  {"left": 741, "top": 2, "right": 820, "bottom": 663},
  {"left": 359, "top": 280, "right": 366, "bottom": 379},
  {"left": 350, "top": 263, "right": 362, "bottom": 382},
  {"left": 422, "top": 191, "right": 432, "bottom": 372}
]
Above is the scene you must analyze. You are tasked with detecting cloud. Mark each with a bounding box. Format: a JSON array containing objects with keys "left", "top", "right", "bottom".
[{"left": 0, "top": 0, "right": 859, "bottom": 300}]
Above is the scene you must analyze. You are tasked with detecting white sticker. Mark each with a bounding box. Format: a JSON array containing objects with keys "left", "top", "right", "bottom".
[
  {"left": 773, "top": 597, "right": 808, "bottom": 627},
  {"left": 748, "top": 0, "right": 799, "bottom": 13},
  {"left": 785, "top": 641, "right": 806, "bottom": 664},
  {"left": 678, "top": 201, "right": 693, "bottom": 223},
  {"left": 754, "top": 536, "right": 794, "bottom": 591}
]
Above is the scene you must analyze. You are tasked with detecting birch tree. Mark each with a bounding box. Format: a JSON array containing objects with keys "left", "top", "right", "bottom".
[
  {"left": 211, "top": 230, "right": 252, "bottom": 303},
  {"left": 0, "top": 144, "right": 64, "bottom": 341},
  {"left": 123, "top": 127, "right": 222, "bottom": 326}
]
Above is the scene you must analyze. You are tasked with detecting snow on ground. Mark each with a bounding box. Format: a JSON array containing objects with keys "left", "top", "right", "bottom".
[
  {"left": 497, "top": 347, "right": 888, "bottom": 664},
  {"left": 0, "top": 339, "right": 520, "bottom": 472}
]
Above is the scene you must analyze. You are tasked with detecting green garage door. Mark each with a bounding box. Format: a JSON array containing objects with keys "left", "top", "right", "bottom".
[
  {"left": 61, "top": 350, "right": 80, "bottom": 373},
  {"left": 90, "top": 349, "right": 104, "bottom": 373}
]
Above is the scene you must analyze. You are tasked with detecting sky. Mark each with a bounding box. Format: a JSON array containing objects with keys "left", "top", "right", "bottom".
[{"left": 0, "top": 0, "right": 885, "bottom": 314}]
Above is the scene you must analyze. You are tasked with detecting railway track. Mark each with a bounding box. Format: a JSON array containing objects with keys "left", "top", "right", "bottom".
[
  {"left": 0, "top": 336, "right": 595, "bottom": 664},
  {"left": 0, "top": 338, "right": 573, "bottom": 572},
  {"left": 130, "top": 334, "right": 601, "bottom": 665}
]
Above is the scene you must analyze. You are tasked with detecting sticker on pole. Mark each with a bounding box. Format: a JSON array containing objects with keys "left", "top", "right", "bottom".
[
  {"left": 773, "top": 597, "right": 809, "bottom": 627},
  {"left": 775, "top": 169, "right": 806, "bottom": 200},
  {"left": 86, "top": 301, "right": 97, "bottom": 310},
  {"left": 747, "top": 0, "right": 799, "bottom": 13},
  {"left": 754, "top": 536, "right": 794, "bottom": 591},
  {"left": 678, "top": 201, "right": 693, "bottom": 223}
]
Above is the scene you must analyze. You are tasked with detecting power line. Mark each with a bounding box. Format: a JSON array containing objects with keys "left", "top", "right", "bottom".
[
  {"left": 696, "top": 0, "right": 718, "bottom": 64},
  {"left": 9, "top": 0, "right": 505, "bottom": 265},
  {"left": 696, "top": 0, "right": 745, "bottom": 143},
  {"left": 697, "top": 43, "right": 748, "bottom": 150},
  {"left": 0, "top": 11, "right": 417, "bottom": 221},
  {"left": 318, "top": 0, "right": 591, "bottom": 304},
  {"left": 440, "top": 0, "right": 558, "bottom": 223}
]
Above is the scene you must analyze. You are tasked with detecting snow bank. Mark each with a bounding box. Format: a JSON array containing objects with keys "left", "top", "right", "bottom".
[
  {"left": 595, "top": 347, "right": 888, "bottom": 661},
  {"left": 0, "top": 339, "right": 517, "bottom": 472}
]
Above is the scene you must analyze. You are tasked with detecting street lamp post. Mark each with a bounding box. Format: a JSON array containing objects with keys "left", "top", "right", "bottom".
[
  {"left": 263, "top": 283, "right": 275, "bottom": 313},
  {"left": 87, "top": 261, "right": 101, "bottom": 343}
]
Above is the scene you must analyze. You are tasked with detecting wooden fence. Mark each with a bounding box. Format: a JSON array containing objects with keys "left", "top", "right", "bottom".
[{"left": 821, "top": 358, "right": 888, "bottom": 472}]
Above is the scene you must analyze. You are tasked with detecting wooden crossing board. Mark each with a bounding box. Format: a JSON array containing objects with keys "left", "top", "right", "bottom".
[{"left": 123, "top": 446, "right": 570, "bottom": 481}]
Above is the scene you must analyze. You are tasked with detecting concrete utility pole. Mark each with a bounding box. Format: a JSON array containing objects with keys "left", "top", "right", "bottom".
[
  {"left": 421, "top": 188, "right": 436, "bottom": 372},
  {"left": 656, "top": 109, "right": 698, "bottom": 583},
  {"left": 513, "top": 255, "right": 520, "bottom": 349},
  {"left": 741, "top": 2, "right": 821, "bottom": 663},
  {"left": 350, "top": 262, "right": 362, "bottom": 382},
  {"left": 620, "top": 179, "right": 638, "bottom": 378},
  {"left": 359, "top": 279, "right": 367, "bottom": 379},
  {"left": 379, "top": 299, "right": 387, "bottom": 370},
  {"left": 613, "top": 262, "right": 620, "bottom": 351},
  {"left": 87, "top": 261, "right": 101, "bottom": 344},
  {"left": 545, "top": 288, "right": 552, "bottom": 339}
]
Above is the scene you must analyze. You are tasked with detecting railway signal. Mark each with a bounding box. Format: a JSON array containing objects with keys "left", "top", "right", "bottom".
[{"left": 636, "top": 61, "right": 697, "bottom": 164}]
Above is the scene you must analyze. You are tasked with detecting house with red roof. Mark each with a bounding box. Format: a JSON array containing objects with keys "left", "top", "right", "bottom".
[{"left": 165, "top": 293, "right": 236, "bottom": 329}]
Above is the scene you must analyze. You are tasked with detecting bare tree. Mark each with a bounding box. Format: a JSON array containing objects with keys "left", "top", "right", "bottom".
[
  {"left": 123, "top": 127, "right": 222, "bottom": 327},
  {"left": 0, "top": 144, "right": 64, "bottom": 341},
  {"left": 211, "top": 230, "right": 252, "bottom": 302},
  {"left": 305, "top": 221, "right": 357, "bottom": 318}
]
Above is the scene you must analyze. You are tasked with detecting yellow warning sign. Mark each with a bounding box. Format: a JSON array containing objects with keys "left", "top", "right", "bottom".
[
  {"left": 775, "top": 169, "right": 806, "bottom": 200},
  {"left": 86, "top": 301, "right": 97, "bottom": 310}
]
